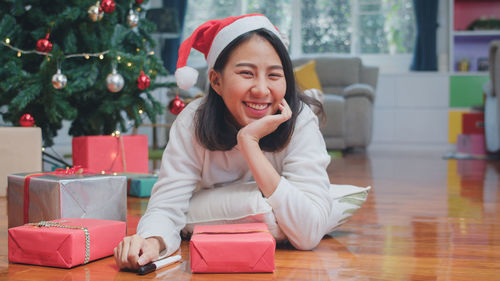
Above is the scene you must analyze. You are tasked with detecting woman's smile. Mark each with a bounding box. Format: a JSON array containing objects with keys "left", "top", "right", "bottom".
[
  {"left": 210, "top": 34, "right": 286, "bottom": 127},
  {"left": 243, "top": 101, "right": 272, "bottom": 118}
]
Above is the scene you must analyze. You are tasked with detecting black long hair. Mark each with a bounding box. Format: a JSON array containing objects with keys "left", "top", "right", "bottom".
[{"left": 194, "top": 28, "right": 324, "bottom": 152}]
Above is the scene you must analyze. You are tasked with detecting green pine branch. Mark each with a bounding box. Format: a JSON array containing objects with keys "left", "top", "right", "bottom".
[{"left": 0, "top": 0, "right": 170, "bottom": 146}]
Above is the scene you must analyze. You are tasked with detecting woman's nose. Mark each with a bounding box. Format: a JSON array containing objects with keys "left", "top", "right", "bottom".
[{"left": 251, "top": 77, "right": 270, "bottom": 97}]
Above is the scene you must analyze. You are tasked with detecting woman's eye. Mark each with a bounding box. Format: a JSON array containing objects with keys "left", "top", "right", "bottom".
[
  {"left": 269, "top": 73, "right": 283, "bottom": 78},
  {"left": 239, "top": 71, "right": 253, "bottom": 77}
]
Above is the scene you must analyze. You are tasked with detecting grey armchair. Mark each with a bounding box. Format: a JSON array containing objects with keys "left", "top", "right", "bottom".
[{"left": 292, "top": 56, "right": 378, "bottom": 150}]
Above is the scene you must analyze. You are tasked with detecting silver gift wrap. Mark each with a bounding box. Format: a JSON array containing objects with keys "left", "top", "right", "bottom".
[{"left": 8, "top": 173, "right": 127, "bottom": 228}]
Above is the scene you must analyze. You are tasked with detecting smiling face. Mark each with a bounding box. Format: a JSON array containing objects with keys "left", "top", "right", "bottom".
[{"left": 209, "top": 34, "right": 287, "bottom": 128}]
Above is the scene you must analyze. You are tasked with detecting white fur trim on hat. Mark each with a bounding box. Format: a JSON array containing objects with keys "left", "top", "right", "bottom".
[
  {"left": 175, "top": 66, "right": 199, "bottom": 90},
  {"left": 206, "top": 15, "right": 283, "bottom": 69}
]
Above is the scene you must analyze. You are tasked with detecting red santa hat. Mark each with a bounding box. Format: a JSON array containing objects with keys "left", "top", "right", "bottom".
[{"left": 175, "top": 13, "right": 284, "bottom": 90}]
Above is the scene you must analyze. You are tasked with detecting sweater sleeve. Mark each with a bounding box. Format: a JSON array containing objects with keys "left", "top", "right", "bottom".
[
  {"left": 136, "top": 102, "right": 203, "bottom": 256},
  {"left": 266, "top": 106, "right": 332, "bottom": 250}
]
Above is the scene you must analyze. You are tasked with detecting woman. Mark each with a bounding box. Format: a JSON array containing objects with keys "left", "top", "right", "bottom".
[{"left": 114, "top": 14, "right": 332, "bottom": 270}]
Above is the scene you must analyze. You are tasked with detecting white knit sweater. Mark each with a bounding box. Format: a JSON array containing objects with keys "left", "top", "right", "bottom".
[{"left": 137, "top": 97, "right": 332, "bottom": 256}]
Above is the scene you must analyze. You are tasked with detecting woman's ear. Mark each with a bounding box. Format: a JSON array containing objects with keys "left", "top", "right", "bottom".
[{"left": 209, "top": 69, "right": 221, "bottom": 95}]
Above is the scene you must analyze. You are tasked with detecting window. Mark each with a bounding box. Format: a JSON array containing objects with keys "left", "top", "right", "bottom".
[{"left": 183, "top": 0, "right": 415, "bottom": 69}]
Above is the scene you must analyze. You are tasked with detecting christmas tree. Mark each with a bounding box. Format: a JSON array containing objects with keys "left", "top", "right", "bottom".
[{"left": 0, "top": 0, "right": 171, "bottom": 146}]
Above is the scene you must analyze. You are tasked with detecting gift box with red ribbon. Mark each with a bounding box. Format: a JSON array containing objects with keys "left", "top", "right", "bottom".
[
  {"left": 7, "top": 169, "right": 127, "bottom": 228},
  {"left": 190, "top": 223, "right": 275, "bottom": 273},
  {"left": 8, "top": 218, "right": 125, "bottom": 268},
  {"left": 72, "top": 135, "right": 149, "bottom": 173}
]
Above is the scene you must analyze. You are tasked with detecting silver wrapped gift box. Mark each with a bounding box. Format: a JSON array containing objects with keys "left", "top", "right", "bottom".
[{"left": 8, "top": 173, "right": 127, "bottom": 228}]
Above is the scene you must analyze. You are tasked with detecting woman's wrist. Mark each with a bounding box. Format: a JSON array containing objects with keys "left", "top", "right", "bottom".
[
  {"left": 145, "top": 236, "right": 165, "bottom": 254},
  {"left": 237, "top": 129, "right": 256, "bottom": 143},
  {"left": 237, "top": 131, "right": 260, "bottom": 152}
]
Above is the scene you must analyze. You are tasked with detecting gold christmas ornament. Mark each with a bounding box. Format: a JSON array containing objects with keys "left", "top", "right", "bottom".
[{"left": 88, "top": 2, "right": 104, "bottom": 22}]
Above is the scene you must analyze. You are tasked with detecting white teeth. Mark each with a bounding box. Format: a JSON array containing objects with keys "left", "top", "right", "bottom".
[{"left": 245, "top": 102, "right": 268, "bottom": 110}]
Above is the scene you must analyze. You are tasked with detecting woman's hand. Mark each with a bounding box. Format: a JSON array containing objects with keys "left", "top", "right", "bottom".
[
  {"left": 114, "top": 234, "right": 162, "bottom": 270},
  {"left": 236, "top": 99, "right": 292, "bottom": 197},
  {"left": 237, "top": 99, "right": 292, "bottom": 144}
]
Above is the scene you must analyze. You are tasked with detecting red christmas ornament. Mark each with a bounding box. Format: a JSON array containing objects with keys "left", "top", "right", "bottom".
[
  {"left": 19, "top": 114, "right": 35, "bottom": 127},
  {"left": 135, "top": 0, "right": 144, "bottom": 4},
  {"left": 100, "top": 0, "right": 116, "bottom": 13},
  {"left": 36, "top": 33, "right": 53, "bottom": 53},
  {"left": 169, "top": 96, "right": 185, "bottom": 115},
  {"left": 137, "top": 70, "right": 151, "bottom": 90}
]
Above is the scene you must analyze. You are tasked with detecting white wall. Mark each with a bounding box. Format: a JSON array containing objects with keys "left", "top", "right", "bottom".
[{"left": 370, "top": 72, "right": 454, "bottom": 152}]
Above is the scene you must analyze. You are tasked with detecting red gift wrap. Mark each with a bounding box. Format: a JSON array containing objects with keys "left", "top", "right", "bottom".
[
  {"left": 462, "top": 112, "right": 484, "bottom": 135},
  {"left": 190, "top": 223, "right": 275, "bottom": 273},
  {"left": 72, "top": 135, "right": 149, "bottom": 173},
  {"left": 8, "top": 218, "right": 125, "bottom": 268}
]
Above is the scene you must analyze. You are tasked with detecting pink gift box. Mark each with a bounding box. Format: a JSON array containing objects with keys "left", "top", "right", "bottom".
[
  {"left": 190, "top": 223, "right": 275, "bottom": 273},
  {"left": 72, "top": 135, "right": 148, "bottom": 173},
  {"left": 8, "top": 218, "right": 125, "bottom": 268},
  {"left": 457, "top": 134, "right": 486, "bottom": 155}
]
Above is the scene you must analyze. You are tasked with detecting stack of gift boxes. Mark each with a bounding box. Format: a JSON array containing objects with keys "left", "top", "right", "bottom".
[
  {"left": 4, "top": 130, "right": 276, "bottom": 273},
  {"left": 457, "top": 112, "right": 486, "bottom": 155},
  {"left": 4, "top": 131, "right": 158, "bottom": 268},
  {"left": 72, "top": 135, "right": 158, "bottom": 197}
]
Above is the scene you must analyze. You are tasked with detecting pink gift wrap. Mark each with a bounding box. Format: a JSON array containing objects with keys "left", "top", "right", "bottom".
[
  {"left": 190, "top": 223, "right": 275, "bottom": 273},
  {"left": 8, "top": 218, "right": 125, "bottom": 268},
  {"left": 72, "top": 135, "right": 148, "bottom": 173},
  {"left": 457, "top": 134, "right": 486, "bottom": 155}
]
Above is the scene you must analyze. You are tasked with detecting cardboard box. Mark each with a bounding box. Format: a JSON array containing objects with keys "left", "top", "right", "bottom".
[
  {"left": 190, "top": 223, "right": 275, "bottom": 273},
  {"left": 8, "top": 172, "right": 127, "bottom": 228},
  {"left": 8, "top": 218, "right": 125, "bottom": 268},
  {"left": 72, "top": 135, "right": 148, "bottom": 173},
  {"left": 0, "top": 127, "right": 42, "bottom": 197}
]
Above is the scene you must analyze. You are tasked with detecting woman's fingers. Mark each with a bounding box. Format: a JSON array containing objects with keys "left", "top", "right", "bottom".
[
  {"left": 238, "top": 98, "right": 293, "bottom": 142},
  {"left": 126, "top": 235, "right": 144, "bottom": 269},
  {"left": 279, "top": 99, "right": 292, "bottom": 121},
  {"left": 114, "top": 234, "right": 149, "bottom": 270}
]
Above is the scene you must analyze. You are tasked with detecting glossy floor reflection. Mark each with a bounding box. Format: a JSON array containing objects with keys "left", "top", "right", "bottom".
[{"left": 1, "top": 148, "right": 499, "bottom": 280}]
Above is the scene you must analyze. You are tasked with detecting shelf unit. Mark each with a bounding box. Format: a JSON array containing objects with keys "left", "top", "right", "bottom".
[
  {"left": 447, "top": 0, "right": 500, "bottom": 144},
  {"left": 449, "top": 0, "right": 500, "bottom": 73}
]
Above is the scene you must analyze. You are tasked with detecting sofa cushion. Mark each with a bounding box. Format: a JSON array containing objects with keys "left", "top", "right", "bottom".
[
  {"left": 293, "top": 60, "right": 323, "bottom": 91},
  {"left": 314, "top": 57, "right": 361, "bottom": 87}
]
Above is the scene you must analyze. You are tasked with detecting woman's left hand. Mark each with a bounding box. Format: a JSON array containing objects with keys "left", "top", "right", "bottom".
[{"left": 237, "top": 99, "right": 292, "bottom": 144}]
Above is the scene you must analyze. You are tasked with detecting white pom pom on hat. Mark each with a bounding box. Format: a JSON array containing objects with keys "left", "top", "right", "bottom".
[
  {"left": 175, "top": 13, "right": 285, "bottom": 90},
  {"left": 175, "top": 66, "right": 199, "bottom": 90}
]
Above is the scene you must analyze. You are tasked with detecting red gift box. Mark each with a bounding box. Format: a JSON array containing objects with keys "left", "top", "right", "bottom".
[
  {"left": 462, "top": 112, "right": 484, "bottom": 135},
  {"left": 8, "top": 218, "right": 125, "bottom": 268},
  {"left": 72, "top": 135, "right": 148, "bottom": 173},
  {"left": 190, "top": 223, "right": 275, "bottom": 273}
]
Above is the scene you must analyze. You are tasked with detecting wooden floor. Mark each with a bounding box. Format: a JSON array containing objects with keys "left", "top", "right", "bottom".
[{"left": 1, "top": 149, "right": 500, "bottom": 280}]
